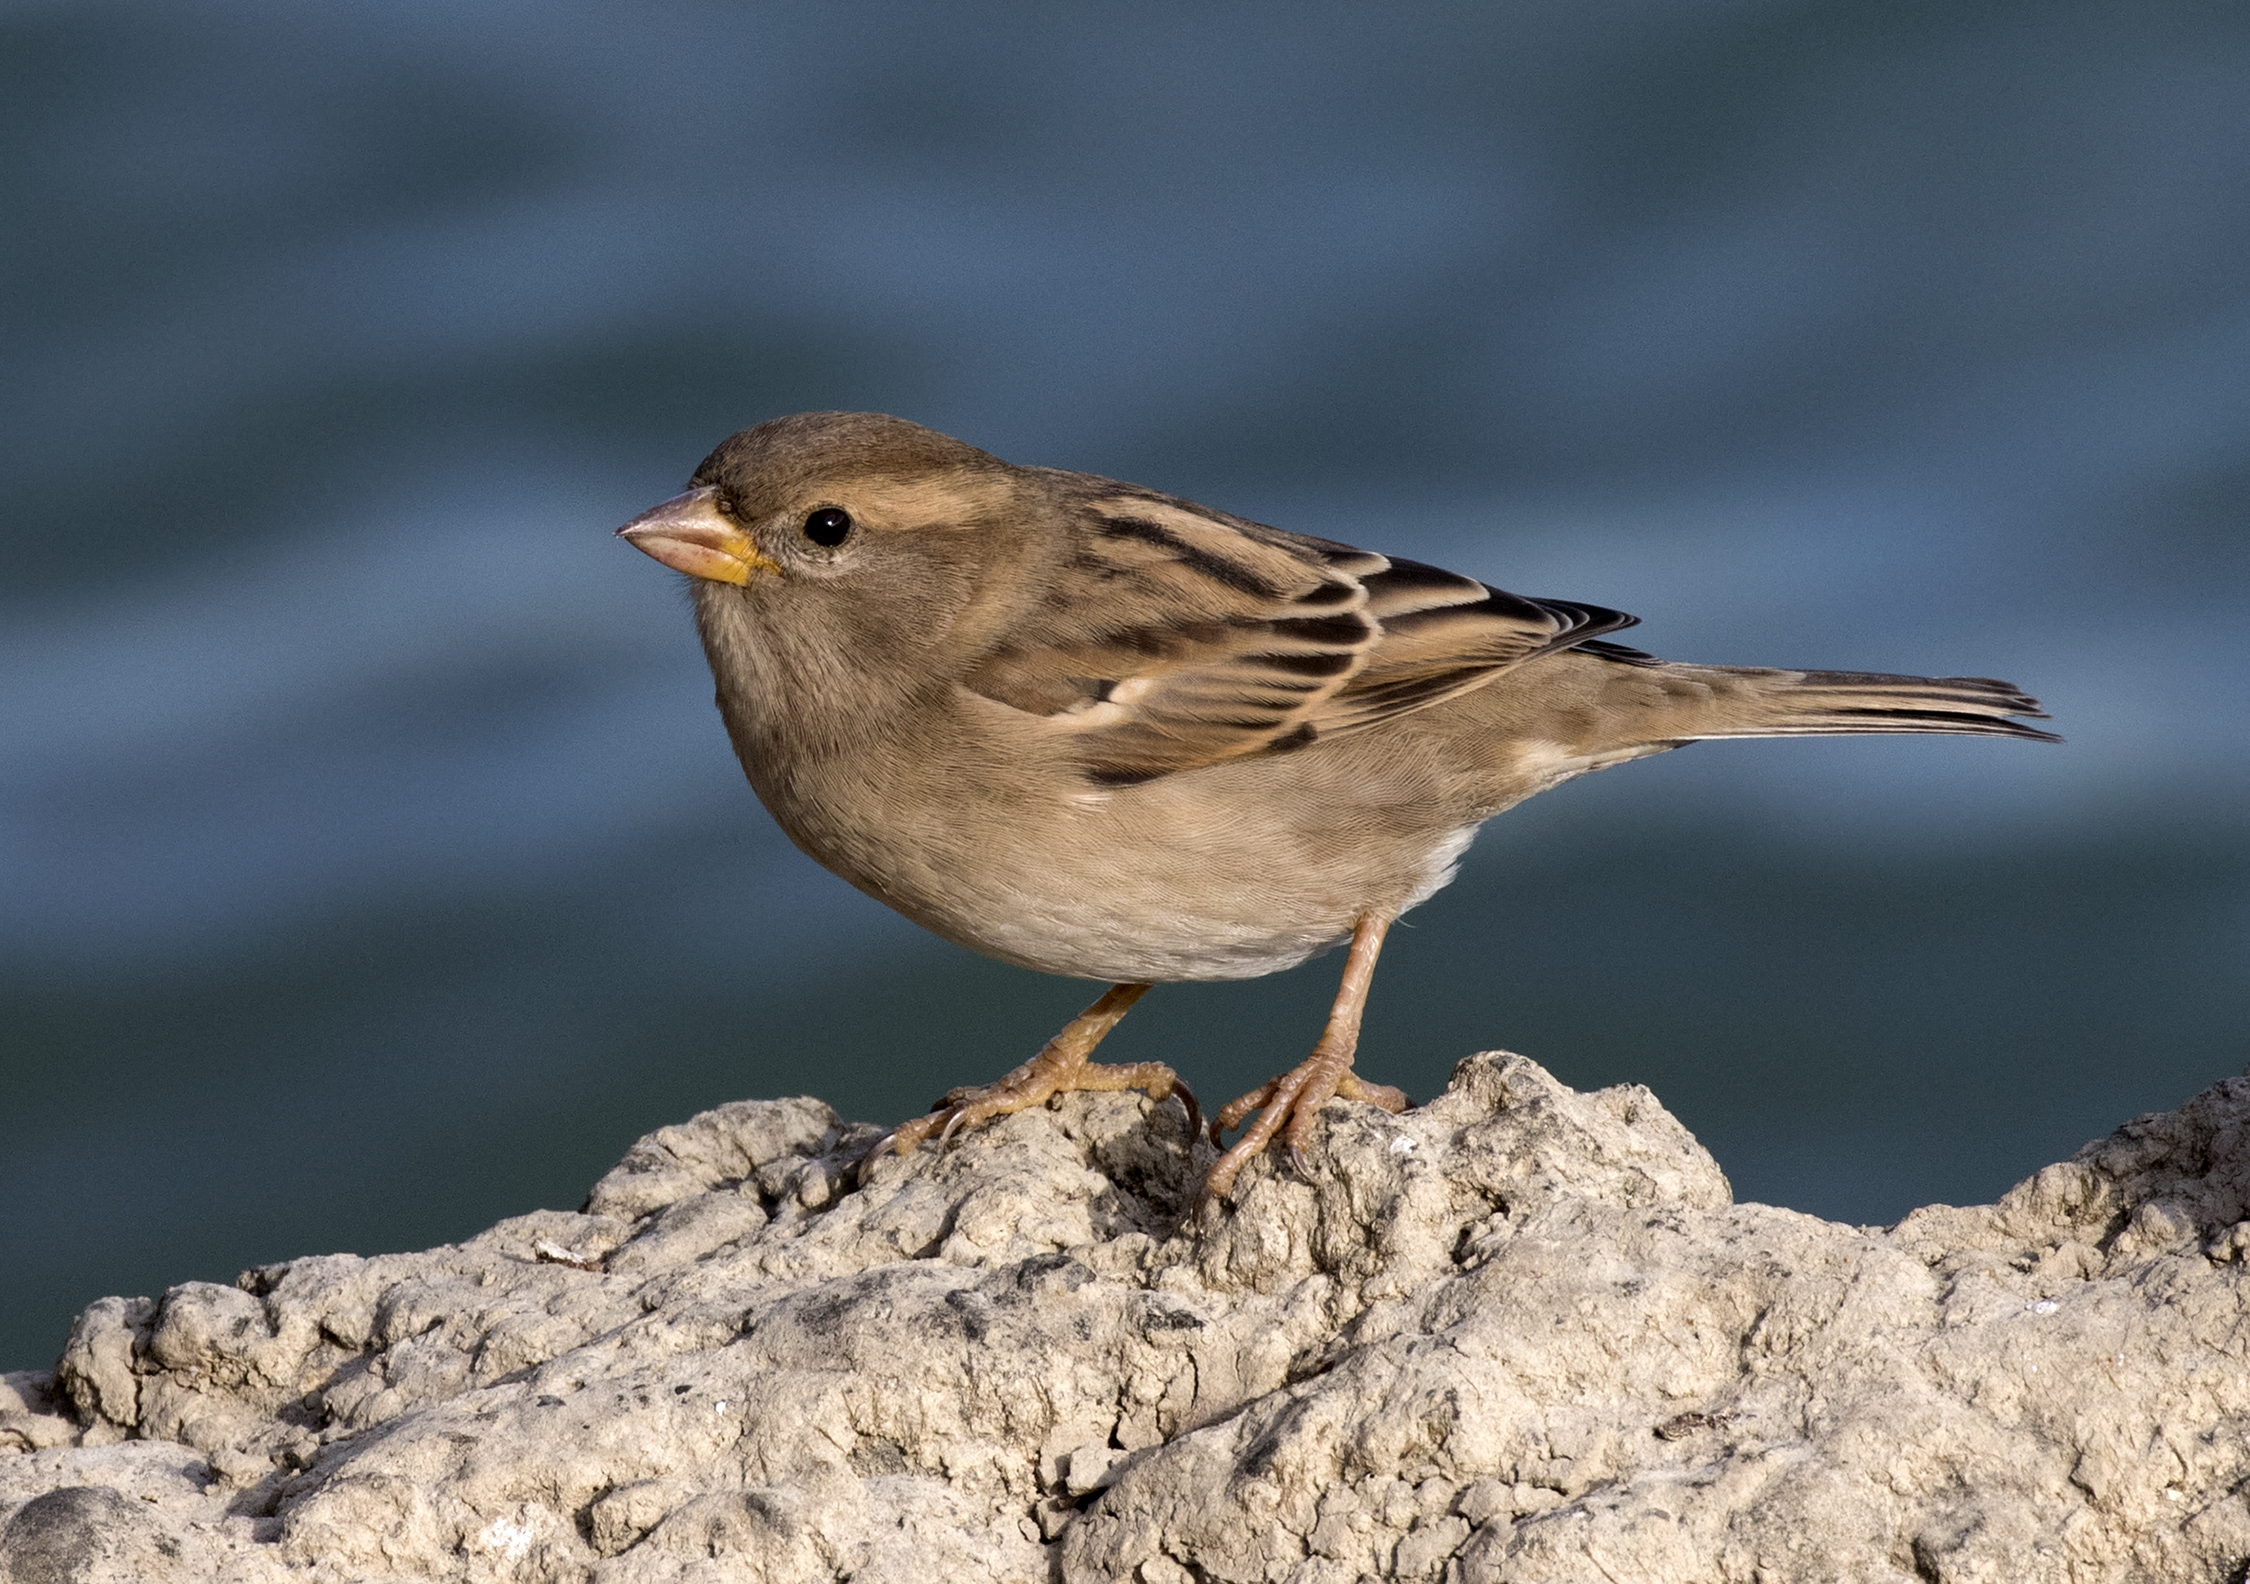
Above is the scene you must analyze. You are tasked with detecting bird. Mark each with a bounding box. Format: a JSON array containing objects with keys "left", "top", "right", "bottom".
[{"left": 617, "top": 411, "right": 2057, "bottom": 1201}]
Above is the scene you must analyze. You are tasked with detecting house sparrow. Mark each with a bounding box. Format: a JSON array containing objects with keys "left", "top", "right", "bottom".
[{"left": 618, "top": 412, "right": 2056, "bottom": 1200}]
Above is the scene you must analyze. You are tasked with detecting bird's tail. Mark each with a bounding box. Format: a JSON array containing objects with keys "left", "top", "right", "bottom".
[{"left": 1568, "top": 645, "right": 2061, "bottom": 745}]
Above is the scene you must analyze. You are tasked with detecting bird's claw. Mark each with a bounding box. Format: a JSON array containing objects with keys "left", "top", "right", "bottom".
[{"left": 850, "top": 1130, "right": 901, "bottom": 1185}]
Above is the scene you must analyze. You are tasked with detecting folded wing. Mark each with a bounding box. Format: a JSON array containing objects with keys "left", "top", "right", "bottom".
[{"left": 961, "top": 495, "right": 1637, "bottom": 785}]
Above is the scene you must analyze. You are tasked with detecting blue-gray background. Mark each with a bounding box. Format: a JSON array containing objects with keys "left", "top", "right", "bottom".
[{"left": 4, "top": 0, "right": 2246, "bottom": 1368}]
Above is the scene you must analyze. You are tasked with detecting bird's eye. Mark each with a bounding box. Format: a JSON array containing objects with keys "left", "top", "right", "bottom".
[{"left": 801, "top": 507, "right": 853, "bottom": 548}]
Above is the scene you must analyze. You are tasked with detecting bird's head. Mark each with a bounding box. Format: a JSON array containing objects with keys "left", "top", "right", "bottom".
[{"left": 616, "top": 412, "right": 1057, "bottom": 731}]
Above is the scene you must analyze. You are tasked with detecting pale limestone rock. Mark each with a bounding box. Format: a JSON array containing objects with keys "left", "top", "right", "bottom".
[{"left": 3, "top": 1052, "right": 2247, "bottom": 1583}]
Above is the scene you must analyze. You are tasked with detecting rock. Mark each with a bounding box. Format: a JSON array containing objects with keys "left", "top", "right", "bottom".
[
  {"left": 3, "top": 1051, "right": 2248, "bottom": 1582},
  {"left": 0, "top": 1485, "right": 183, "bottom": 1584}
]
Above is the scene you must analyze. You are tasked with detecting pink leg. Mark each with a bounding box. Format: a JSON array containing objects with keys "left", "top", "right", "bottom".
[{"left": 1207, "top": 913, "right": 1408, "bottom": 1200}]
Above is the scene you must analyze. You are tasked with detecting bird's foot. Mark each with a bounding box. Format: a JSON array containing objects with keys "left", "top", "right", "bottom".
[
  {"left": 872, "top": 1058, "right": 1200, "bottom": 1166},
  {"left": 855, "top": 983, "right": 1196, "bottom": 1177},
  {"left": 1206, "top": 1059, "right": 1407, "bottom": 1202}
]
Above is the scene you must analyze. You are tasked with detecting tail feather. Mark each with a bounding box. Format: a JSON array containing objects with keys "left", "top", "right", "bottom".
[{"left": 1612, "top": 661, "right": 2061, "bottom": 745}]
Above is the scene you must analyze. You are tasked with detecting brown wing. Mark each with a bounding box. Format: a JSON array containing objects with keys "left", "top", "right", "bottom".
[
  {"left": 962, "top": 494, "right": 1638, "bottom": 785},
  {"left": 1312, "top": 558, "right": 1640, "bottom": 735}
]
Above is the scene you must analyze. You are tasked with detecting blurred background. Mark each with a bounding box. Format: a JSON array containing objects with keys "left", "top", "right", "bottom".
[{"left": 4, "top": 0, "right": 2246, "bottom": 1368}]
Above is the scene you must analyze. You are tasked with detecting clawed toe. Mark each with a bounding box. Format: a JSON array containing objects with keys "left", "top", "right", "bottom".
[
  {"left": 1209, "top": 1080, "right": 1277, "bottom": 1148},
  {"left": 858, "top": 981, "right": 1208, "bottom": 1178},
  {"left": 1337, "top": 1073, "right": 1409, "bottom": 1114},
  {"left": 850, "top": 1128, "right": 903, "bottom": 1184},
  {"left": 1201, "top": 911, "right": 1403, "bottom": 1204},
  {"left": 1173, "top": 1080, "right": 1203, "bottom": 1142},
  {"left": 1204, "top": 1066, "right": 1409, "bottom": 1202},
  {"left": 870, "top": 1066, "right": 1198, "bottom": 1173}
]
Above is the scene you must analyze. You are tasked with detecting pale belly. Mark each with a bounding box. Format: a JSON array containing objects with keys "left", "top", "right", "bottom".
[
  {"left": 778, "top": 776, "right": 1485, "bottom": 984},
  {"left": 912, "top": 838, "right": 1481, "bottom": 982}
]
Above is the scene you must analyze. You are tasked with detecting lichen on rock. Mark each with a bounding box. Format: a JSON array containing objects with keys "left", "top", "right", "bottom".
[{"left": 4, "top": 1052, "right": 2249, "bottom": 1582}]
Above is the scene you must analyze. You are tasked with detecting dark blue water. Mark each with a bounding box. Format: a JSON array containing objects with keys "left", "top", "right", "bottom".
[{"left": 4, "top": 0, "right": 2246, "bottom": 1367}]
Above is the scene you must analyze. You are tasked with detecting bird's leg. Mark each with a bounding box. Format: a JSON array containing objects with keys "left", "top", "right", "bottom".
[
  {"left": 1207, "top": 912, "right": 1407, "bottom": 1200},
  {"left": 865, "top": 982, "right": 1199, "bottom": 1167}
]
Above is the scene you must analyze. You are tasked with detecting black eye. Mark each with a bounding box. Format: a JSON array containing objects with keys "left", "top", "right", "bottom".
[{"left": 801, "top": 507, "right": 853, "bottom": 547}]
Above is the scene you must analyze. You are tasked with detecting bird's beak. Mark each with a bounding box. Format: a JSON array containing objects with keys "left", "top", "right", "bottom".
[{"left": 615, "top": 486, "right": 782, "bottom": 585}]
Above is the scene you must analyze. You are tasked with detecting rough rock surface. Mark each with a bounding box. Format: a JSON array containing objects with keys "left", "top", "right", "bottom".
[{"left": 5, "top": 1051, "right": 2250, "bottom": 1583}]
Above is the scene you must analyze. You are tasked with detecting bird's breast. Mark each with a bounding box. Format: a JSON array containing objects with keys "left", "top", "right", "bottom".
[{"left": 740, "top": 725, "right": 1482, "bottom": 984}]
